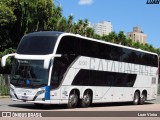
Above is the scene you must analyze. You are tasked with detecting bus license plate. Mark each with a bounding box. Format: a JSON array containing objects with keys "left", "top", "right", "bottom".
[{"left": 21, "top": 96, "right": 28, "bottom": 99}]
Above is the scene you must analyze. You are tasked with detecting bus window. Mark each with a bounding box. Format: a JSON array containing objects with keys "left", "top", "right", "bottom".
[
  {"left": 56, "top": 36, "right": 81, "bottom": 56},
  {"left": 50, "top": 58, "right": 67, "bottom": 89}
]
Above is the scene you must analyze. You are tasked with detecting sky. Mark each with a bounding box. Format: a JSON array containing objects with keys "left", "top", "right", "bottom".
[{"left": 57, "top": 0, "right": 160, "bottom": 48}]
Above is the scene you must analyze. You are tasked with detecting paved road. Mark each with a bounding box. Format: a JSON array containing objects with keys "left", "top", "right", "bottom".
[
  {"left": 0, "top": 97, "right": 160, "bottom": 120},
  {"left": 0, "top": 96, "right": 160, "bottom": 111}
]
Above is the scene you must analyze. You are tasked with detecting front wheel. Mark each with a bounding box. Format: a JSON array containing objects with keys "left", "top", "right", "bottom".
[
  {"left": 80, "top": 91, "right": 92, "bottom": 108},
  {"left": 67, "top": 91, "right": 78, "bottom": 108}
]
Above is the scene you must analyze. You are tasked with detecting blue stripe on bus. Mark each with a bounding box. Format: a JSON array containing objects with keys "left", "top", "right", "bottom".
[{"left": 45, "top": 86, "right": 50, "bottom": 100}]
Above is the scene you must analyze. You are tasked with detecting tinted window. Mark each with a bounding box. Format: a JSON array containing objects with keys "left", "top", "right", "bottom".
[
  {"left": 120, "top": 48, "right": 158, "bottom": 67},
  {"left": 72, "top": 69, "right": 137, "bottom": 87},
  {"left": 56, "top": 36, "right": 81, "bottom": 55},
  {"left": 57, "top": 36, "right": 158, "bottom": 67},
  {"left": 50, "top": 58, "right": 68, "bottom": 89},
  {"left": 81, "top": 40, "right": 99, "bottom": 58},
  {"left": 17, "top": 36, "right": 57, "bottom": 55},
  {"left": 11, "top": 59, "right": 48, "bottom": 88}
]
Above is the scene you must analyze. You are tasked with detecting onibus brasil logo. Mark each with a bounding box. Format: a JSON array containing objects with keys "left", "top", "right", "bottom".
[{"left": 146, "top": 0, "right": 160, "bottom": 4}]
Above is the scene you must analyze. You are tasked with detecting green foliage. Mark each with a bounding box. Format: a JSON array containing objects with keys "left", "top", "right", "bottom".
[
  {"left": 0, "top": 0, "right": 159, "bottom": 60},
  {"left": 156, "top": 48, "right": 160, "bottom": 55},
  {"left": 0, "top": 75, "right": 10, "bottom": 95},
  {"left": 0, "top": 4, "right": 16, "bottom": 26},
  {"left": 0, "top": 0, "right": 54, "bottom": 51}
]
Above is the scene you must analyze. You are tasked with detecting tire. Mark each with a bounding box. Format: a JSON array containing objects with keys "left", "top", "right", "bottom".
[
  {"left": 139, "top": 93, "right": 146, "bottom": 105},
  {"left": 67, "top": 91, "right": 78, "bottom": 108},
  {"left": 80, "top": 91, "right": 92, "bottom": 108},
  {"left": 133, "top": 92, "right": 140, "bottom": 105}
]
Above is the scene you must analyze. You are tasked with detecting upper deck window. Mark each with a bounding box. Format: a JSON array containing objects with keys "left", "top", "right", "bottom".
[{"left": 17, "top": 36, "right": 57, "bottom": 55}]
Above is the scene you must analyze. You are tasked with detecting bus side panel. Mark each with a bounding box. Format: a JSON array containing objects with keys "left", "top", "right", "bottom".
[
  {"left": 123, "top": 87, "right": 134, "bottom": 101},
  {"left": 112, "top": 87, "right": 124, "bottom": 102},
  {"left": 50, "top": 89, "right": 61, "bottom": 104}
]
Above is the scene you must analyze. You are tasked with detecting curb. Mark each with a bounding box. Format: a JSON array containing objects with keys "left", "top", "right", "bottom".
[{"left": 0, "top": 96, "right": 9, "bottom": 98}]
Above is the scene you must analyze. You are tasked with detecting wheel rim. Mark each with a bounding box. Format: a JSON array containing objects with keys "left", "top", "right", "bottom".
[
  {"left": 141, "top": 94, "right": 146, "bottom": 103},
  {"left": 134, "top": 93, "right": 139, "bottom": 103},
  {"left": 69, "top": 94, "right": 77, "bottom": 106},
  {"left": 83, "top": 95, "right": 90, "bottom": 104}
]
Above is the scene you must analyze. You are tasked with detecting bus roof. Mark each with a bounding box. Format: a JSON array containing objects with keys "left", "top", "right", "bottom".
[{"left": 26, "top": 31, "right": 63, "bottom": 37}]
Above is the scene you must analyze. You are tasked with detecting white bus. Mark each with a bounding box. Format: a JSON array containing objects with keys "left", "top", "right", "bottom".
[{"left": 1, "top": 31, "right": 159, "bottom": 108}]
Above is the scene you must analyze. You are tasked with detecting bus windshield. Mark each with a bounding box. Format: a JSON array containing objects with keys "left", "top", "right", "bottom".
[
  {"left": 17, "top": 36, "right": 57, "bottom": 55},
  {"left": 11, "top": 59, "right": 49, "bottom": 88}
]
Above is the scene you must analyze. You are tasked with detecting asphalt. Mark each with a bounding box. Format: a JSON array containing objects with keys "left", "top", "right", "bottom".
[
  {"left": 0, "top": 96, "right": 160, "bottom": 111},
  {"left": 0, "top": 97, "right": 160, "bottom": 119}
]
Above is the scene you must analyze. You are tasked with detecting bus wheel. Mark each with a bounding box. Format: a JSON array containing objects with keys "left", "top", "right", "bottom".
[
  {"left": 80, "top": 90, "right": 92, "bottom": 108},
  {"left": 139, "top": 93, "right": 146, "bottom": 105},
  {"left": 67, "top": 90, "right": 78, "bottom": 108},
  {"left": 133, "top": 92, "right": 140, "bottom": 105}
]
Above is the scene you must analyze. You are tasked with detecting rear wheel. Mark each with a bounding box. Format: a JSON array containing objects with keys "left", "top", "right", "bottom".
[
  {"left": 139, "top": 93, "right": 146, "bottom": 105},
  {"left": 80, "top": 90, "right": 92, "bottom": 108},
  {"left": 67, "top": 90, "right": 78, "bottom": 108},
  {"left": 133, "top": 92, "right": 140, "bottom": 105}
]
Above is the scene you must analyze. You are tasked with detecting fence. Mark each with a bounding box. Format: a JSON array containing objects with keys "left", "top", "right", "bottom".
[{"left": 0, "top": 74, "right": 10, "bottom": 96}]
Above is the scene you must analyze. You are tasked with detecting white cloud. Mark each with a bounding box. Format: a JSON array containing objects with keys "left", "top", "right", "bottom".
[{"left": 78, "top": 0, "right": 94, "bottom": 5}]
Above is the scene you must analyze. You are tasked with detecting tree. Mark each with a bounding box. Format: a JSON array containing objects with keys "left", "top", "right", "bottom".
[
  {"left": 0, "top": 0, "right": 55, "bottom": 51},
  {"left": 101, "top": 35, "right": 108, "bottom": 41},
  {"left": 83, "top": 19, "right": 89, "bottom": 34},
  {"left": 85, "top": 27, "right": 94, "bottom": 37},
  {"left": 93, "top": 34, "right": 101, "bottom": 40},
  {"left": 156, "top": 48, "right": 160, "bottom": 55},
  {"left": 52, "top": 5, "right": 62, "bottom": 31},
  {"left": 107, "top": 31, "right": 118, "bottom": 43},
  {"left": 117, "top": 31, "right": 126, "bottom": 45},
  {"left": 132, "top": 41, "right": 141, "bottom": 49},
  {"left": 0, "top": 3, "right": 16, "bottom": 51},
  {"left": 148, "top": 44, "right": 156, "bottom": 53},
  {"left": 125, "top": 38, "right": 133, "bottom": 47},
  {"left": 66, "top": 15, "right": 74, "bottom": 32},
  {"left": 57, "top": 17, "right": 67, "bottom": 32},
  {"left": 77, "top": 19, "right": 84, "bottom": 34}
]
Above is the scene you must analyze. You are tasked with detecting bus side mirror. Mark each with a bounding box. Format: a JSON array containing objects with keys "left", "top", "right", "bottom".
[
  {"left": 44, "top": 54, "right": 62, "bottom": 69},
  {"left": 44, "top": 56, "right": 51, "bottom": 69},
  {"left": 1, "top": 53, "right": 15, "bottom": 67}
]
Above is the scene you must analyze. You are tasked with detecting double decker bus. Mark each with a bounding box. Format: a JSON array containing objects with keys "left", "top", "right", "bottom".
[{"left": 1, "top": 31, "right": 159, "bottom": 108}]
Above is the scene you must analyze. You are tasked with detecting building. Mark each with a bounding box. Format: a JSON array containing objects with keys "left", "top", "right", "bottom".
[
  {"left": 93, "top": 21, "right": 112, "bottom": 36},
  {"left": 127, "top": 26, "right": 147, "bottom": 44}
]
